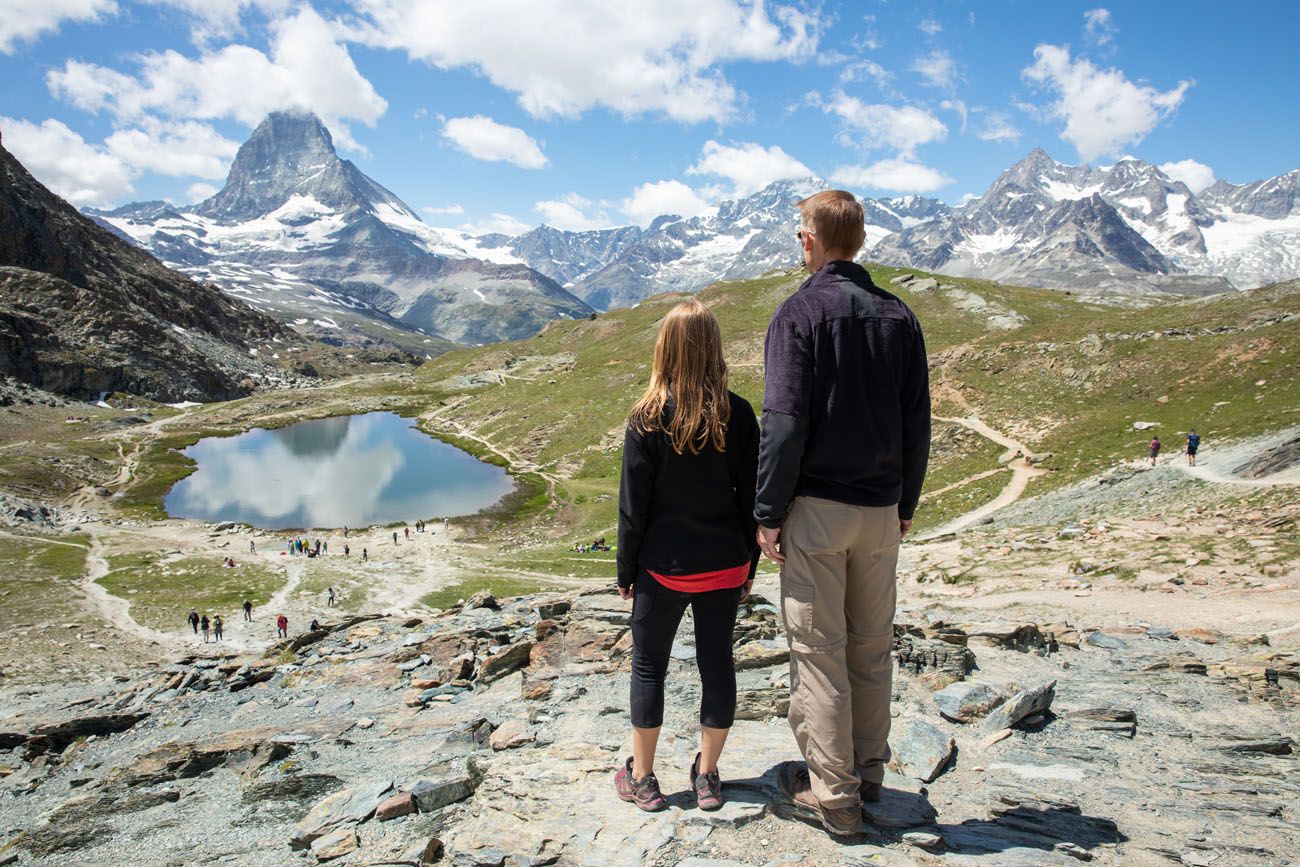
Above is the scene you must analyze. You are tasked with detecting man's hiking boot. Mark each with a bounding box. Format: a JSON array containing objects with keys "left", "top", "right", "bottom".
[
  {"left": 614, "top": 758, "right": 667, "bottom": 812},
  {"left": 860, "top": 780, "right": 882, "bottom": 803},
  {"left": 689, "top": 753, "right": 724, "bottom": 811},
  {"left": 776, "top": 761, "right": 863, "bottom": 836}
]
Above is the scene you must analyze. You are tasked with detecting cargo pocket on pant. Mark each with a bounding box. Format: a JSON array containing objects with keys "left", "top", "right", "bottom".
[{"left": 781, "top": 576, "right": 817, "bottom": 650}]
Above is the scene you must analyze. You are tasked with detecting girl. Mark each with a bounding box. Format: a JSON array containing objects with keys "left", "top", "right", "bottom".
[{"left": 615, "top": 299, "right": 759, "bottom": 813}]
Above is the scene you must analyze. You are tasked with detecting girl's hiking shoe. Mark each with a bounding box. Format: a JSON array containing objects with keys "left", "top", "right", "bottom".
[
  {"left": 689, "top": 753, "right": 724, "bottom": 811},
  {"left": 614, "top": 758, "right": 668, "bottom": 812}
]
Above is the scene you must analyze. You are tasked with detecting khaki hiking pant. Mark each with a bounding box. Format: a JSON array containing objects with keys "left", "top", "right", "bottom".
[{"left": 780, "top": 496, "right": 900, "bottom": 809}]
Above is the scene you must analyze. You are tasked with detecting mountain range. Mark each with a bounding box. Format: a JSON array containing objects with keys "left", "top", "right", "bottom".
[
  {"left": 89, "top": 112, "right": 1300, "bottom": 351},
  {"left": 0, "top": 135, "right": 301, "bottom": 403}
]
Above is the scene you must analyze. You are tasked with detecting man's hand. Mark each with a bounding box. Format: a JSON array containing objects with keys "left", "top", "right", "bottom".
[
  {"left": 739, "top": 578, "right": 754, "bottom": 602},
  {"left": 617, "top": 584, "right": 634, "bottom": 601},
  {"left": 757, "top": 525, "right": 784, "bottom": 564},
  {"left": 900, "top": 519, "right": 913, "bottom": 539}
]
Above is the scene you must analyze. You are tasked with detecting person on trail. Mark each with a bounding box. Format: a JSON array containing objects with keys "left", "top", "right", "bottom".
[
  {"left": 250, "top": 540, "right": 256, "bottom": 554},
  {"left": 362, "top": 548, "right": 368, "bottom": 561},
  {"left": 755, "top": 190, "right": 930, "bottom": 838},
  {"left": 188, "top": 608, "right": 200, "bottom": 634},
  {"left": 276, "top": 614, "right": 288, "bottom": 638},
  {"left": 200, "top": 614, "right": 211, "bottom": 643},
  {"left": 615, "top": 299, "right": 760, "bottom": 815},
  {"left": 327, "top": 586, "right": 336, "bottom": 607},
  {"left": 213, "top": 615, "right": 224, "bottom": 641},
  {"left": 323, "top": 540, "right": 328, "bottom": 555},
  {"left": 344, "top": 544, "right": 350, "bottom": 558},
  {"left": 243, "top": 599, "right": 253, "bottom": 621},
  {"left": 393, "top": 531, "right": 399, "bottom": 545},
  {"left": 404, "top": 526, "right": 410, "bottom": 540},
  {"left": 310, "top": 618, "right": 321, "bottom": 632},
  {"left": 1186, "top": 429, "right": 1201, "bottom": 466},
  {"left": 344, "top": 526, "right": 349, "bottom": 538},
  {"left": 1149, "top": 436, "right": 1162, "bottom": 466}
]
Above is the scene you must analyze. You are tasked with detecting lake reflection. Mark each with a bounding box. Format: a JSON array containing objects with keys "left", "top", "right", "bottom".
[{"left": 164, "top": 412, "right": 515, "bottom": 529}]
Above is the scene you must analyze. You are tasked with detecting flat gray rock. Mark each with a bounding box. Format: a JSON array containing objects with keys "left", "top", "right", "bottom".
[
  {"left": 933, "top": 682, "right": 1007, "bottom": 723},
  {"left": 985, "top": 681, "right": 1056, "bottom": 730},
  {"left": 891, "top": 719, "right": 955, "bottom": 782}
]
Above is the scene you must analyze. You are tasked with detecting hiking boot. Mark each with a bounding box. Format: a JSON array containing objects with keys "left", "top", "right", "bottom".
[
  {"left": 689, "top": 753, "right": 724, "bottom": 811},
  {"left": 860, "top": 780, "right": 882, "bottom": 803},
  {"left": 776, "top": 761, "right": 863, "bottom": 836},
  {"left": 614, "top": 758, "right": 667, "bottom": 812}
]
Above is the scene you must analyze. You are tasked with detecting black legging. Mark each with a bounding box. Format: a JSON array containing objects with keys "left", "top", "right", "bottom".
[{"left": 630, "top": 570, "right": 742, "bottom": 729}]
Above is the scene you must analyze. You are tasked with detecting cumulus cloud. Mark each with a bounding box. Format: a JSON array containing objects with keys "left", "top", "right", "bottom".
[
  {"left": 1159, "top": 158, "right": 1216, "bottom": 192},
  {"left": 0, "top": 116, "right": 134, "bottom": 206},
  {"left": 104, "top": 118, "right": 239, "bottom": 178},
  {"left": 534, "top": 193, "right": 610, "bottom": 231},
  {"left": 341, "top": 0, "right": 819, "bottom": 123},
  {"left": 47, "top": 6, "right": 386, "bottom": 150},
  {"left": 0, "top": 0, "right": 116, "bottom": 54},
  {"left": 422, "top": 203, "right": 465, "bottom": 216},
  {"left": 458, "top": 212, "right": 531, "bottom": 236},
  {"left": 1083, "top": 8, "right": 1117, "bottom": 47},
  {"left": 824, "top": 92, "right": 948, "bottom": 154},
  {"left": 621, "top": 179, "right": 711, "bottom": 226},
  {"left": 840, "top": 59, "right": 890, "bottom": 88},
  {"left": 912, "top": 50, "right": 957, "bottom": 90},
  {"left": 1022, "top": 44, "right": 1190, "bottom": 163},
  {"left": 441, "top": 116, "right": 547, "bottom": 169},
  {"left": 831, "top": 156, "right": 953, "bottom": 193},
  {"left": 144, "top": 0, "right": 292, "bottom": 43},
  {"left": 186, "top": 182, "right": 219, "bottom": 202},
  {"left": 686, "top": 140, "right": 812, "bottom": 197}
]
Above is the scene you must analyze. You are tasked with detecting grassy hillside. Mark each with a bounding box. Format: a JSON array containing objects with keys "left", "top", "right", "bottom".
[{"left": 404, "top": 267, "right": 1299, "bottom": 580}]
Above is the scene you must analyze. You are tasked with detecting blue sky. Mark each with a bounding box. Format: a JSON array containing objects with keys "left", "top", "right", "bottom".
[{"left": 2, "top": 0, "right": 1297, "bottom": 233}]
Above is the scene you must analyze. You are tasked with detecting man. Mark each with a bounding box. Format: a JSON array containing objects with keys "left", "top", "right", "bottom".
[
  {"left": 188, "top": 608, "right": 200, "bottom": 635},
  {"left": 755, "top": 190, "right": 931, "bottom": 837},
  {"left": 242, "top": 599, "right": 253, "bottom": 622},
  {"left": 1186, "top": 428, "right": 1200, "bottom": 466},
  {"left": 1149, "top": 436, "right": 1161, "bottom": 466},
  {"left": 276, "top": 614, "right": 288, "bottom": 639}
]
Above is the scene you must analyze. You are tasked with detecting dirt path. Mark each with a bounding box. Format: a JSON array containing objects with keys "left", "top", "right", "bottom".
[
  {"left": 80, "top": 527, "right": 179, "bottom": 648},
  {"left": 919, "top": 415, "right": 1049, "bottom": 540},
  {"left": 420, "top": 404, "right": 566, "bottom": 503},
  {"left": 1173, "top": 460, "right": 1300, "bottom": 487}
]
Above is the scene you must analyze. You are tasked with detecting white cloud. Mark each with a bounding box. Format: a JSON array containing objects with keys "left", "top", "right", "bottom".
[
  {"left": 824, "top": 92, "right": 948, "bottom": 154},
  {"left": 974, "top": 109, "right": 1020, "bottom": 143},
  {"left": 441, "top": 116, "right": 547, "bottom": 169},
  {"left": 686, "top": 140, "right": 812, "bottom": 197},
  {"left": 1159, "top": 158, "right": 1215, "bottom": 193},
  {"left": 0, "top": 0, "right": 116, "bottom": 54},
  {"left": 534, "top": 193, "right": 610, "bottom": 231},
  {"left": 341, "top": 0, "right": 819, "bottom": 123},
  {"left": 1083, "top": 8, "right": 1117, "bottom": 47},
  {"left": 0, "top": 116, "right": 133, "bottom": 207},
  {"left": 919, "top": 18, "right": 942, "bottom": 36},
  {"left": 840, "top": 59, "right": 890, "bottom": 88},
  {"left": 104, "top": 118, "right": 238, "bottom": 178},
  {"left": 621, "top": 179, "right": 710, "bottom": 226},
  {"left": 144, "top": 0, "right": 292, "bottom": 43},
  {"left": 186, "top": 182, "right": 219, "bottom": 202},
  {"left": 47, "top": 6, "right": 386, "bottom": 150},
  {"left": 912, "top": 50, "right": 956, "bottom": 90},
  {"left": 940, "top": 98, "right": 968, "bottom": 132},
  {"left": 1022, "top": 44, "right": 1190, "bottom": 163},
  {"left": 458, "top": 212, "right": 531, "bottom": 236},
  {"left": 422, "top": 203, "right": 464, "bottom": 215},
  {"left": 831, "top": 157, "right": 952, "bottom": 194}
]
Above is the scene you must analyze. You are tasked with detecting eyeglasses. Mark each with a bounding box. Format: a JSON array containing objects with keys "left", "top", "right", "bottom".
[{"left": 796, "top": 226, "right": 816, "bottom": 242}]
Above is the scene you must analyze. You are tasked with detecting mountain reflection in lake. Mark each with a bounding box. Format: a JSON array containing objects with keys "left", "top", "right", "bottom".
[{"left": 164, "top": 412, "right": 515, "bottom": 529}]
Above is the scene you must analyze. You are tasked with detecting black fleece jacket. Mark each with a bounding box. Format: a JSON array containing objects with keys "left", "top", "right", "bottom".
[
  {"left": 617, "top": 391, "right": 761, "bottom": 588},
  {"left": 755, "top": 260, "right": 930, "bottom": 527}
]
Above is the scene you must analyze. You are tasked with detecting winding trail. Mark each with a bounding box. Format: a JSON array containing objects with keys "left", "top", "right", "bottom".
[
  {"left": 80, "top": 527, "right": 180, "bottom": 648},
  {"left": 919, "top": 415, "right": 1049, "bottom": 540},
  {"left": 1173, "top": 460, "right": 1300, "bottom": 487}
]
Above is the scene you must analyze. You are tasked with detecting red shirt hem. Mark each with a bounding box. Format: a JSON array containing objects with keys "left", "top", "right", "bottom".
[{"left": 648, "top": 562, "right": 750, "bottom": 593}]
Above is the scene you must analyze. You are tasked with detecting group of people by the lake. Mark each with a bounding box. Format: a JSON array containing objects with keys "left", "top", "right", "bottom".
[
  {"left": 285, "top": 537, "right": 327, "bottom": 557},
  {"left": 612, "top": 192, "right": 931, "bottom": 837},
  {"left": 1146, "top": 429, "right": 1202, "bottom": 466}
]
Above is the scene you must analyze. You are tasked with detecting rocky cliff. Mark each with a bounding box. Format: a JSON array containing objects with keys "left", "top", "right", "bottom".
[{"left": 0, "top": 137, "right": 302, "bottom": 402}]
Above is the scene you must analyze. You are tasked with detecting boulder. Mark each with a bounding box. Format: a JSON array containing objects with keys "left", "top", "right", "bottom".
[
  {"left": 933, "top": 682, "right": 1007, "bottom": 723},
  {"left": 488, "top": 719, "right": 533, "bottom": 751},
  {"left": 890, "top": 719, "right": 955, "bottom": 782},
  {"left": 733, "top": 640, "right": 789, "bottom": 671},
  {"left": 310, "top": 827, "right": 359, "bottom": 862},
  {"left": 984, "top": 681, "right": 1056, "bottom": 730},
  {"left": 408, "top": 757, "right": 485, "bottom": 813},
  {"left": 465, "top": 590, "right": 499, "bottom": 610},
  {"left": 375, "top": 791, "right": 417, "bottom": 821},
  {"left": 290, "top": 779, "right": 394, "bottom": 849},
  {"left": 477, "top": 641, "right": 533, "bottom": 683}
]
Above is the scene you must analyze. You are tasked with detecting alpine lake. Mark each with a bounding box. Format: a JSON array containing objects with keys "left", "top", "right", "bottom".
[{"left": 163, "top": 412, "right": 515, "bottom": 529}]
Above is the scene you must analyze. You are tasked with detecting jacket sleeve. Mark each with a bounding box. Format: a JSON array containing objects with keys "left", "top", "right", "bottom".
[
  {"left": 617, "top": 425, "right": 653, "bottom": 587},
  {"left": 755, "top": 309, "right": 812, "bottom": 527},
  {"left": 731, "top": 399, "right": 761, "bottom": 580},
  {"left": 898, "top": 317, "right": 931, "bottom": 521}
]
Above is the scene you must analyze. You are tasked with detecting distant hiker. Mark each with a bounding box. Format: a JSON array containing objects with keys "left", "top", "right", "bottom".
[
  {"left": 344, "top": 544, "right": 350, "bottom": 557},
  {"left": 1149, "top": 436, "right": 1161, "bottom": 466},
  {"left": 756, "top": 190, "right": 930, "bottom": 837},
  {"left": 323, "top": 540, "right": 328, "bottom": 555},
  {"left": 615, "top": 299, "right": 759, "bottom": 815},
  {"left": 242, "top": 599, "right": 253, "bottom": 621},
  {"left": 200, "top": 614, "right": 211, "bottom": 643},
  {"left": 393, "top": 531, "right": 399, "bottom": 545},
  {"left": 310, "top": 618, "right": 321, "bottom": 632},
  {"left": 276, "top": 614, "right": 288, "bottom": 638},
  {"left": 404, "top": 526, "right": 410, "bottom": 540},
  {"left": 1186, "top": 429, "right": 1201, "bottom": 466},
  {"left": 362, "top": 548, "right": 368, "bottom": 561},
  {"left": 188, "top": 608, "right": 200, "bottom": 634},
  {"left": 213, "top": 615, "right": 224, "bottom": 641},
  {"left": 249, "top": 540, "right": 256, "bottom": 554},
  {"left": 327, "top": 586, "right": 336, "bottom": 607},
  {"left": 314, "top": 539, "right": 321, "bottom": 556},
  {"left": 344, "top": 525, "right": 349, "bottom": 538}
]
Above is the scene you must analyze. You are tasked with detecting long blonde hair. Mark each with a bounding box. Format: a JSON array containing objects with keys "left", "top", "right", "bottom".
[{"left": 629, "top": 299, "right": 730, "bottom": 455}]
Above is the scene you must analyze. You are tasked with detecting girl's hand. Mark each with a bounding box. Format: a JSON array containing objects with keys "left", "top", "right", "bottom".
[
  {"left": 739, "top": 579, "right": 753, "bottom": 602},
  {"left": 617, "top": 584, "right": 634, "bottom": 601}
]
